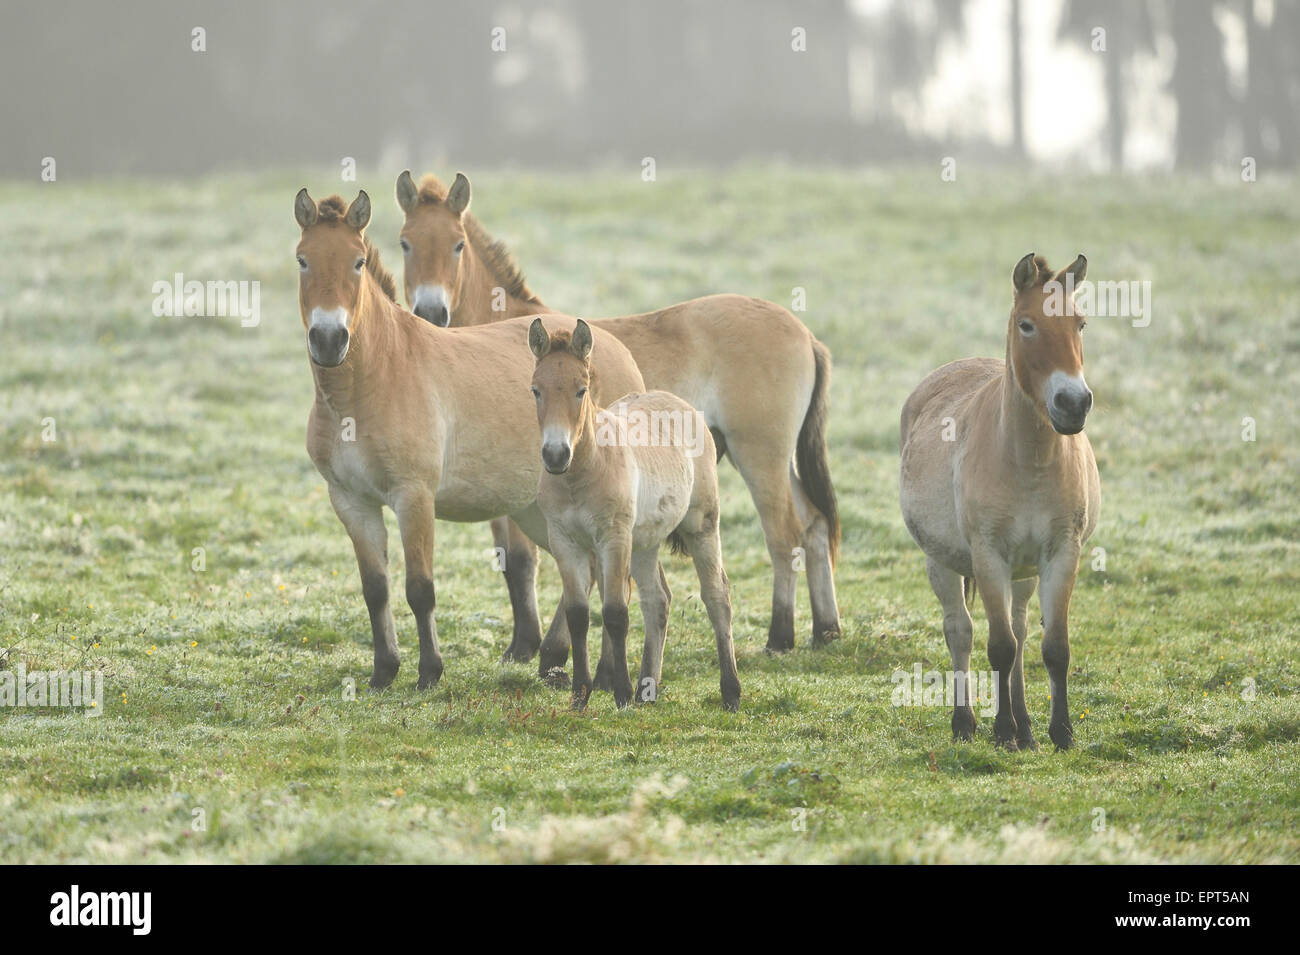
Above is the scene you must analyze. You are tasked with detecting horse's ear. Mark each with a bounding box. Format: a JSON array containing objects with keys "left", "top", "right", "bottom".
[
  {"left": 396, "top": 170, "right": 419, "bottom": 214},
  {"left": 1012, "top": 252, "right": 1038, "bottom": 292},
  {"left": 346, "top": 191, "right": 371, "bottom": 230},
  {"left": 294, "top": 188, "right": 318, "bottom": 229},
  {"left": 528, "top": 317, "right": 550, "bottom": 359},
  {"left": 446, "top": 172, "right": 471, "bottom": 216},
  {"left": 1059, "top": 253, "right": 1087, "bottom": 286},
  {"left": 570, "top": 319, "right": 593, "bottom": 361}
]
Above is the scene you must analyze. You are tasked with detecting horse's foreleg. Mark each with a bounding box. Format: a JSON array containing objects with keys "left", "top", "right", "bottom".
[
  {"left": 629, "top": 548, "right": 668, "bottom": 701},
  {"left": 493, "top": 517, "right": 543, "bottom": 663},
  {"left": 972, "top": 548, "right": 1019, "bottom": 749},
  {"left": 329, "top": 487, "right": 399, "bottom": 689},
  {"left": 597, "top": 543, "right": 634, "bottom": 708},
  {"left": 395, "top": 490, "right": 442, "bottom": 689},
  {"left": 551, "top": 532, "right": 594, "bottom": 708},
  {"left": 926, "top": 557, "right": 976, "bottom": 741},
  {"left": 1039, "top": 544, "right": 1081, "bottom": 750},
  {"left": 1010, "top": 576, "right": 1039, "bottom": 750}
]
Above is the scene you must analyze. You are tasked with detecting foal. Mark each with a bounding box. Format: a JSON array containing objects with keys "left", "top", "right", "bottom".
[
  {"left": 899, "top": 253, "right": 1100, "bottom": 750},
  {"left": 528, "top": 318, "right": 741, "bottom": 712}
]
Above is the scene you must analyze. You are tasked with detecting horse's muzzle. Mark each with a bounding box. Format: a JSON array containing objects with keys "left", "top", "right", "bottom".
[
  {"left": 413, "top": 302, "right": 450, "bottom": 327},
  {"left": 308, "top": 326, "right": 350, "bottom": 367},
  {"left": 542, "top": 442, "right": 572, "bottom": 474}
]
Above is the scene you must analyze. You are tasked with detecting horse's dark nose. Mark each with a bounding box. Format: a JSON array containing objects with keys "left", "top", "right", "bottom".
[
  {"left": 414, "top": 302, "right": 449, "bottom": 327},
  {"left": 308, "top": 326, "right": 349, "bottom": 366},
  {"left": 1053, "top": 386, "right": 1093, "bottom": 418},
  {"left": 541, "top": 442, "right": 572, "bottom": 474}
]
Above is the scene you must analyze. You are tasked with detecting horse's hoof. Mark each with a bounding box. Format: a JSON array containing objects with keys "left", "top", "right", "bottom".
[
  {"left": 501, "top": 642, "right": 538, "bottom": 664},
  {"left": 571, "top": 683, "right": 592, "bottom": 711},
  {"left": 994, "top": 735, "right": 1020, "bottom": 752},
  {"left": 1016, "top": 732, "right": 1040, "bottom": 751},
  {"left": 416, "top": 664, "right": 443, "bottom": 691},
  {"left": 951, "top": 708, "right": 977, "bottom": 741},
  {"left": 1049, "top": 721, "right": 1074, "bottom": 751},
  {"left": 811, "top": 625, "right": 841, "bottom": 648},
  {"left": 542, "top": 666, "right": 570, "bottom": 690},
  {"left": 764, "top": 637, "right": 795, "bottom": 654},
  {"left": 369, "top": 659, "right": 399, "bottom": 689},
  {"left": 721, "top": 694, "right": 741, "bottom": 713}
]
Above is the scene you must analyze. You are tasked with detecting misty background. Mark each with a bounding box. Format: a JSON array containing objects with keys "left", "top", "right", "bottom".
[{"left": 2, "top": 0, "right": 1298, "bottom": 177}]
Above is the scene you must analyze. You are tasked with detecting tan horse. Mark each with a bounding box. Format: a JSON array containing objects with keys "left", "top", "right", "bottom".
[
  {"left": 899, "top": 253, "right": 1100, "bottom": 750},
  {"left": 293, "top": 188, "right": 643, "bottom": 690},
  {"left": 394, "top": 170, "right": 841, "bottom": 665},
  {"left": 529, "top": 318, "right": 741, "bottom": 711}
]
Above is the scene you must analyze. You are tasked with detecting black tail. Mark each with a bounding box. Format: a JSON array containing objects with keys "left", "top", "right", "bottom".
[
  {"left": 796, "top": 338, "right": 840, "bottom": 567},
  {"left": 666, "top": 529, "right": 689, "bottom": 557}
]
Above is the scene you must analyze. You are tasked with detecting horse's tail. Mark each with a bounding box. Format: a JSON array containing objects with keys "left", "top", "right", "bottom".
[
  {"left": 666, "top": 529, "right": 689, "bottom": 558},
  {"left": 796, "top": 337, "right": 840, "bottom": 568}
]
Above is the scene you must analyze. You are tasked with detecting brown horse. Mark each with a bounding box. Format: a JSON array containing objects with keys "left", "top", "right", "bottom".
[
  {"left": 529, "top": 319, "right": 741, "bottom": 712},
  {"left": 293, "top": 188, "right": 643, "bottom": 689},
  {"left": 899, "top": 253, "right": 1100, "bottom": 750},
  {"left": 394, "top": 169, "right": 841, "bottom": 667}
]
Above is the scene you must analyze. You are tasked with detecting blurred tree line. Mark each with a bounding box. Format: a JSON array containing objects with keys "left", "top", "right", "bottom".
[{"left": 2, "top": 0, "right": 1297, "bottom": 175}]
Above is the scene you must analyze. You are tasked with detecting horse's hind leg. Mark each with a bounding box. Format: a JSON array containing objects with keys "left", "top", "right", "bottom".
[
  {"left": 728, "top": 442, "right": 802, "bottom": 652},
  {"left": 630, "top": 548, "right": 669, "bottom": 701},
  {"left": 926, "top": 557, "right": 976, "bottom": 741},
  {"left": 684, "top": 523, "right": 741, "bottom": 711},
  {"left": 494, "top": 518, "right": 543, "bottom": 663},
  {"left": 330, "top": 486, "right": 399, "bottom": 689},
  {"left": 1010, "top": 576, "right": 1039, "bottom": 750},
  {"left": 790, "top": 461, "right": 842, "bottom": 645}
]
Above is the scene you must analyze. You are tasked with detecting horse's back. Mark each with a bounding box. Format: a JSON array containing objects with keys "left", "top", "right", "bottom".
[
  {"left": 900, "top": 357, "right": 1003, "bottom": 452},
  {"left": 601, "top": 390, "right": 718, "bottom": 546},
  {"left": 590, "top": 295, "right": 816, "bottom": 439}
]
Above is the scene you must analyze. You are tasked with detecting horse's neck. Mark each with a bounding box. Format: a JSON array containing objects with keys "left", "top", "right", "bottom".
[
  {"left": 994, "top": 344, "right": 1062, "bottom": 468},
  {"left": 567, "top": 401, "right": 613, "bottom": 481},
  {"left": 461, "top": 245, "right": 550, "bottom": 322},
  {"left": 311, "top": 282, "right": 400, "bottom": 419}
]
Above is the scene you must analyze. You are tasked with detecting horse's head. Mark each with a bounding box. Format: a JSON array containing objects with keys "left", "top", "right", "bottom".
[
  {"left": 294, "top": 189, "right": 372, "bottom": 367},
  {"left": 395, "top": 169, "right": 471, "bottom": 327},
  {"left": 528, "top": 318, "right": 594, "bottom": 474},
  {"left": 1008, "top": 252, "right": 1093, "bottom": 435}
]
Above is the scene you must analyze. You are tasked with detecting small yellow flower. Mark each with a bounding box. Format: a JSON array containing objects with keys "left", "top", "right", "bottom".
[
  {"left": 394, "top": 788, "right": 405, "bottom": 797},
  {"left": 245, "top": 592, "right": 251, "bottom": 598},
  {"left": 70, "top": 635, "right": 76, "bottom": 641},
  {"left": 279, "top": 584, "right": 286, "bottom": 592},
  {"left": 88, "top": 604, "right": 94, "bottom": 609},
  {"left": 93, "top": 642, "right": 100, "bottom": 649},
  {"left": 90, "top": 701, "right": 97, "bottom": 708},
  {"left": 190, "top": 641, "right": 198, "bottom": 648},
  {"left": 302, "top": 637, "right": 307, "bottom": 644}
]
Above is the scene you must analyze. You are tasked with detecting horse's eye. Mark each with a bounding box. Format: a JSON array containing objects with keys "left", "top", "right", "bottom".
[
  {"left": 453, "top": 240, "right": 465, "bottom": 255},
  {"left": 355, "top": 258, "right": 366, "bottom": 272},
  {"left": 399, "top": 238, "right": 411, "bottom": 254},
  {"left": 576, "top": 388, "right": 588, "bottom": 400},
  {"left": 530, "top": 386, "right": 540, "bottom": 399},
  {"left": 1079, "top": 320, "right": 1087, "bottom": 332},
  {"left": 297, "top": 256, "right": 307, "bottom": 271},
  {"left": 1018, "top": 319, "right": 1035, "bottom": 335}
]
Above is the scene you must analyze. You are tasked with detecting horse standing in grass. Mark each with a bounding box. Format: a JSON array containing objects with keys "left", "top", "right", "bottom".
[
  {"left": 529, "top": 318, "right": 741, "bottom": 712},
  {"left": 393, "top": 170, "right": 841, "bottom": 666},
  {"left": 293, "top": 188, "right": 643, "bottom": 690},
  {"left": 899, "top": 253, "right": 1100, "bottom": 750}
]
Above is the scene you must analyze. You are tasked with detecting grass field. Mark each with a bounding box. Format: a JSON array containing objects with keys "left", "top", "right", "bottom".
[{"left": 2, "top": 165, "right": 1298, "bottom": 863}]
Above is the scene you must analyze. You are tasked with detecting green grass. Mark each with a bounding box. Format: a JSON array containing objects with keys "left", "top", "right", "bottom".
[{"left": 1, "top": 165, "right": 1298, "bottom": 863}]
